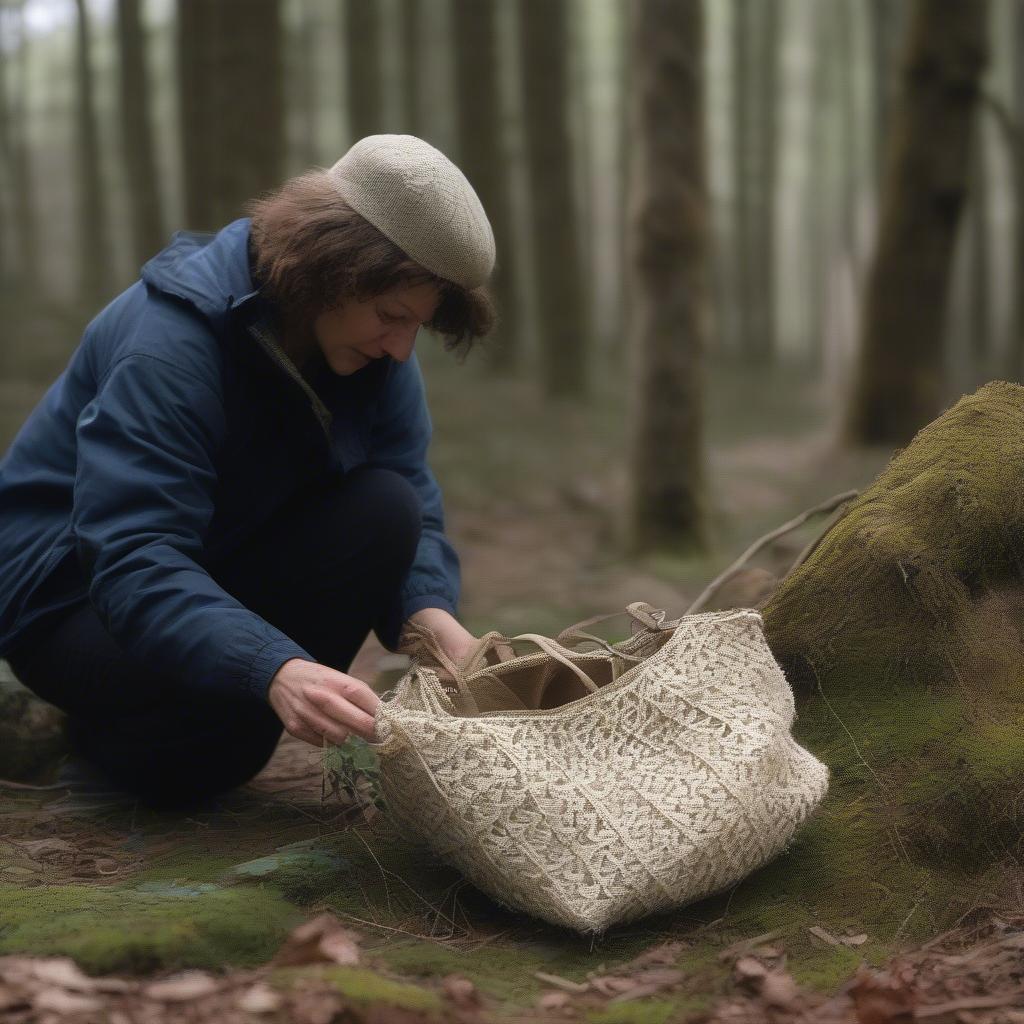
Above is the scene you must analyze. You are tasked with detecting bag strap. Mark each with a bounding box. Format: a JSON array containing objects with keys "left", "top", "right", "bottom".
[{"left": 556, "top": 602, "right": 682, "bottom": 645}]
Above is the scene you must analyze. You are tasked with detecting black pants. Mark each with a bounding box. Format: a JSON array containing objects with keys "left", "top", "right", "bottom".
[{"left": 6, "top": 466, "right": 422, "bottom": 811}]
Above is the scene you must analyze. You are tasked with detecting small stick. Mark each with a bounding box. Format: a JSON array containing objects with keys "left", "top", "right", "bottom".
[{"left": 687, "top": 490, "right": 859, "bottom": 614}]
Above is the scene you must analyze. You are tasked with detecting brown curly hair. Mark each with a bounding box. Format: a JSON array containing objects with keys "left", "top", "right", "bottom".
[{"left": 244, "top": 169, "right": 497, "bottom": 364}]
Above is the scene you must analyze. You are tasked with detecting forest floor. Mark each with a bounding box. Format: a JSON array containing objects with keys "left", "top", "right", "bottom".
[{"left": 2, "top": 341, "right": 1021, "bottom": 1023}]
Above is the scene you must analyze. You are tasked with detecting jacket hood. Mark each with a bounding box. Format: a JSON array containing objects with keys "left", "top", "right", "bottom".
[{"left": 140, "top": 217, "right": 262, "bottom": 330}]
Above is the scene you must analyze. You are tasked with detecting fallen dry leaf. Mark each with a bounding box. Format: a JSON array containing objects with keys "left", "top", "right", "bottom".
[
  {"left": 442, "top": 973, "right": 481, "bottom": 1010},
  {"left": 271, "top": 912, "right": 363, "bottom": 968},
  {"left": 538, "top": 990, "right": 573, "bottom": 1011},
  {"left": 33, "top": 987, "right": 104, "bottom": 1013},
  {"left": 143, "top": 970, "right": 220, "bottom": 1002},
  {"left": 0, "top": 983, "right": 27, "bottom": 1013},
  {"left": 849, "top": 966, "right": 916, "bottom": 1024},
  {"left": 734, "top": 956, "right": 769, "bottom": 987},
  {"left": 760, "top": 970, "right": 801, "bottom": 1009},
  {"left": 236, "top": 982, "right": 283, "bottom": 1013},
  {"left": 588, "top": 975, "right": 640, "bottom": 998},
  {"left": 8, "top": 956, "right": 97, "bottom": 991}
]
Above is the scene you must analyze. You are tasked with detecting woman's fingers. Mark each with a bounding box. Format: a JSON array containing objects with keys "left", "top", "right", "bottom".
[
  {"left": 305, "top": 686, "right": 377, "bottom": 741},
  {"left": 296, "top": 704, "right": 351, "bottom": 747}
]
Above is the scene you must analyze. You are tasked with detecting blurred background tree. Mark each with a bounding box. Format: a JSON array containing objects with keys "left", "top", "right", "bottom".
[{"left": 0, "top": 0, "right": 1013, "bottom": 633}]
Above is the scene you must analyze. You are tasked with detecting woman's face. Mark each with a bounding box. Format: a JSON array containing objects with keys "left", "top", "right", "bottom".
[{"left": 312, "top": 281, "right": 442, "bottom": 376}]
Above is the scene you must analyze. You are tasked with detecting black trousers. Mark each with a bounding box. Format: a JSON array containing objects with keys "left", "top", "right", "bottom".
[{"left": 6, "top": 466, "right": 422, "bottom": 810}]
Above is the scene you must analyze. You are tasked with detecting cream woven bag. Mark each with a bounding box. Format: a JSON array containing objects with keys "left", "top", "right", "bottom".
[{"left": 367, "top": 603, "right": 829, "bottom": 934}]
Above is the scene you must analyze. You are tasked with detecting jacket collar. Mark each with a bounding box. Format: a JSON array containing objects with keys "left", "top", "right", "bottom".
[{"left": 141, "top": 217, "right": 262, "bottom": 332}]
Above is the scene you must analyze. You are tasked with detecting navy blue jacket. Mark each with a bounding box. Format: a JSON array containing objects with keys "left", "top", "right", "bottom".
[{"left": 0, "top": 217, "right": 460, "bottom": 702}]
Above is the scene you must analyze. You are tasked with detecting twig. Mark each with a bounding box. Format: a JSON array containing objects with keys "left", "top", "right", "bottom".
[
  {"left": 687, "top": 490, "right": 859, "bottom": 613},
  {"left": 916, "top": 991, "right": 1024, "bottom": 1017},
  {"left": 0, "top": 777, "right": 68, "bottom": 790}
]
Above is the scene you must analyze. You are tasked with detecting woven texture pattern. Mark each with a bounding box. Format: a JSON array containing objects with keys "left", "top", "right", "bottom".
[
  {"left": 329, "top": 134, "right": 495, "bottom": 289},
  {"left": 369, "top": 608, "right": 829, "bottom": 934}
]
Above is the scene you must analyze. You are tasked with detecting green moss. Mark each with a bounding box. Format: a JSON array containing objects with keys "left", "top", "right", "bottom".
[
  {"left": 0, "top": 881, "right": 304, "bottom": 975},
  {"left": 585, "top": 998, "right": 697, "bottom": 1024},
  {"left": 269, "top": 964, "right": 442, "bottom": 1012},
  {"left": 220, "top": 845, "right": 353, "bottom": 905}
]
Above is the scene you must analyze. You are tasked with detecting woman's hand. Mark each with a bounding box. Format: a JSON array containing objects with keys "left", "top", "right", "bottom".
[
  {"left": 267, "top": 658, "right": 381, "bottom": 747},
  {"left": 407, "top": 607, "right": 478, "bottom": 673}
]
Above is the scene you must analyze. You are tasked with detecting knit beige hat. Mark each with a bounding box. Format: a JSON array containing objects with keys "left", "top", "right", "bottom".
[{"left": 328, "top": 134, "right": 495, "bottom": 290}]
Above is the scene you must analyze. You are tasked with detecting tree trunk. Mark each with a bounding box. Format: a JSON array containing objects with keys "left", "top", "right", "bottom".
[
  {"left": 842, "top": 0, "right": 989, "bottom": 446},
  {"left": 74, "top": 0, "right": 112, "bottom": 301},
  {"left": 627, "top": 0, "right": 710, "bottom": 554},
  {"left": 518, "top": 0, "right": 588, "bottom": 397},
  {"left": 452, "top": 0, "right": 519, "bottom": 366},
  {"left": 177, "top": 0, "right": 285, "bottom": 231},
  {"left": 398, "top": 0, "right": 421, "bottom": 134},
  {"left": 117, "top": 0, "right": 164, "bottom": 270},
  {"left": 967, "top": 126, "right": 991, "bottom": 364},
  {"left": 12, "top": 3, "right": 37, "bottom": 291},
  {"left": 731, "top": 0, "right": 753, "bottom": 357},
  {"left": 344, "top": 0, "right": 382, "bottom": 143},
  {"left": 751, "top": 0, "right": 779, "bottom": 363},
  {"left": 1008, "top": 0, "right": 1024, "bottom": 379},
  {"left": 869, "top": 0, "right": 904, "bottom": 189}
]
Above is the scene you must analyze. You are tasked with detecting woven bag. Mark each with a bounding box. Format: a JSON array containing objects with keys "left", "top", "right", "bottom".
[{"left": 367, "top": 603, "right": 830, "bottom": 934}]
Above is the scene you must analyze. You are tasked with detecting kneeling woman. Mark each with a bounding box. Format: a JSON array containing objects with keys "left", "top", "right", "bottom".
[{"left": 0, "top": 134, "right": 495, "bottom": 809}]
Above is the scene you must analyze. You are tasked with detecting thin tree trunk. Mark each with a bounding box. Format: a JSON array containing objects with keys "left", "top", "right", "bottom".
[
  {"left": 1009, "top": 0, "right": 1024, "bottom": 378},
  {"left": 807, "top": 0, "right": 832, "bottom": 376},
  {"left": 452, "top": 0, "right": 519, "bottom": 367},
  {"left": 177, "top": 0, "right": 285, "bottom": 231},
  {"left": 12, "top": 3, "right": 37, "bottom": 291},
  {"left": 518, "top": 0, "right": 588, "bottom": 397},
  {"left": 293, "top": 1, "right": 320, "bottom": 168},
  {"left": 74, "top": 0, "right": 112, "bottom": 301},
  {"left": 628, "top": 0, "right": 710, "bottom": 554},
  {"left": 751, "top": 0, "right": 779, "bottom": 362},
  {"left": 398, "top": 0, "right": 421, "bottom": 134},
  {"left": 968, "top": 126, "right": 991, "bottom": 364},
  {"left": 731, "top": 0, "right": 753, "bottom": 357},
  {"left": 843, "top": 0, "right": 989, "bottom": 446},
  {"left": 869, "top": 0, "right": 903, "bottom": 189},
  {"left": 117, "top": 0, "right": 164, "bottom": 270},
  {"left": 345, "top": 0, "right": 382, "bottom": 143}
]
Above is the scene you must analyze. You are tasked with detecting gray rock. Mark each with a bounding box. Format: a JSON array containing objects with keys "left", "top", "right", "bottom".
[{"left": 0, "top": 659, "right": 71, "bottom": 783}]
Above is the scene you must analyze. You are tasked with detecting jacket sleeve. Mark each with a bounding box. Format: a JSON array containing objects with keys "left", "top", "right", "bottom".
[
  {"left": 366, "top": 354, "right": 461, "bottom": 649},
  {"left": 71, "top": 352, "right": 314, "bottom": 703}
]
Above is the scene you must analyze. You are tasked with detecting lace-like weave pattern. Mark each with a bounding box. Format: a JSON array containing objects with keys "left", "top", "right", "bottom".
[{"left": 369, "top": 608, "right": 829, "bottom": 934}]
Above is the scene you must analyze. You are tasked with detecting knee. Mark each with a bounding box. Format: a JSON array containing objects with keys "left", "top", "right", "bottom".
[{"left": 331, "top": 467, "right": 422, "bottom": 567}]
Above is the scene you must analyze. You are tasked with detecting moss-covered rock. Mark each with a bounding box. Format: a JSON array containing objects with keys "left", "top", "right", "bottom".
[
  {"left": 0, "top": 880, "right": 304, "bottom": 975},
  {"left": 757, "top": 380, "right": 1024, "bottom": 927}
]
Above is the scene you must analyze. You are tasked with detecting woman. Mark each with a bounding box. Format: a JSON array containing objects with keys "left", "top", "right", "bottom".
[{"left": 0, "top": 134, "right": 496, "bottom": 810}]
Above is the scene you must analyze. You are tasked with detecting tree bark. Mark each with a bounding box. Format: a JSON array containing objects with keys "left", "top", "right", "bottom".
[
  {"left": 344, "top": 0, "right": 382, "bottom": 143},
  {"left": 117, "top": 0, "right": 164, "bottom": 270},
  {"left": 398, "top": 0, "right": 421, "bottom": 134},
  {"left": 177, "top": 0, "right": 285, "bottom": 231},
  {"left": 452, "top": 0, "right": 519, "bottom": 366},
  {"left": 518, "top": 0, "right": 588, "bottom": 397},
  {"left": 842, "top": 0, "right": 989, "bottom": 446},
  {"left": 74, "top": 0, "right": 112, "bottom": 301},
  {"left": 731, "top": 0, "right": 753, "bottom": 357},
  {"left": 627, "top": 0, "right": 710, "bottom": 554}
]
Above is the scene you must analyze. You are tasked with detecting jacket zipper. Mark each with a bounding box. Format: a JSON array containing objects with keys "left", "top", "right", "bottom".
[{"left": 246, "top": 320, "right": 333, "bottom": 444}]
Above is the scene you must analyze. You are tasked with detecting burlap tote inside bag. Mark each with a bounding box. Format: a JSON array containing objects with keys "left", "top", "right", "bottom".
[{"left": 368, "top": 603, "right": 830, "bottom": 934}]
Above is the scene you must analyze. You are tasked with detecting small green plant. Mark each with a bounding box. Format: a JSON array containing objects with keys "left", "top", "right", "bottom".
[{"left": 321, "top": 737, "right": 385, "bottom": 809}]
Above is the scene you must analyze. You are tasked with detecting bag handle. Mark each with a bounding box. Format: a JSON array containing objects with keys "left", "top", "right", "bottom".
[{"left": 556, "top": 602, "right": 681, "bottom": 646}]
